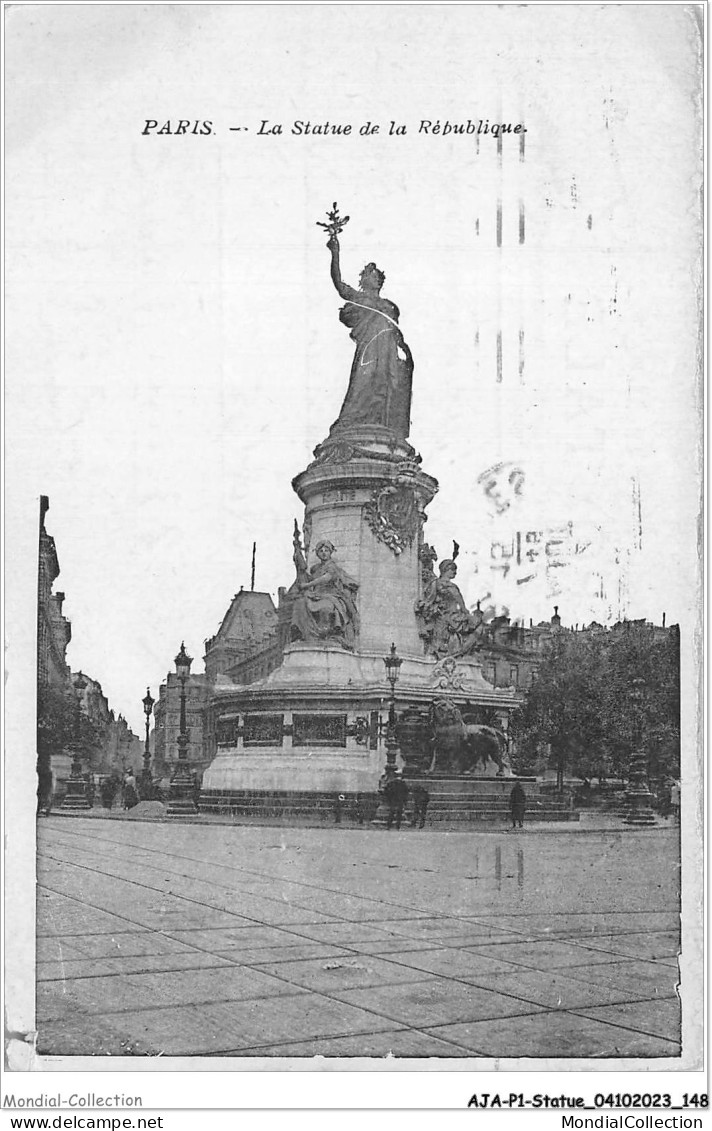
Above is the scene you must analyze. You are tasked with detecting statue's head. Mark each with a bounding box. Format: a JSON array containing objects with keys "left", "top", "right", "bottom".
[
  {"left": 439, "top": 559, "right": 457, "bottom": 579},
  {"left": 359, "top": 263, "right": 385, "bottom": 293},
  {"left": 315, "top": 539, "right": 335, "bottom": 561}
]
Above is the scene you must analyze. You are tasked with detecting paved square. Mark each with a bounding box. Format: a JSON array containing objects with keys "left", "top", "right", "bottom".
[{"left": 36, "top": 817, "right": 681, "bottom": 1059}]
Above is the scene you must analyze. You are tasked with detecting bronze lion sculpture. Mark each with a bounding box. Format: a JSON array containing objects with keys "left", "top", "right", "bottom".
[{"left": 428, "top": 698, "right": 509, "bottom": 776}]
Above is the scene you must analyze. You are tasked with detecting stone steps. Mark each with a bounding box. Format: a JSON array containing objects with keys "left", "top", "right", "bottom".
[
  {"left": 425, "top": 808, "right": 578, "bottom": 822},
  {"left": 199, "top": 790, "right": 376, "bottom": 822},
  {"left": 199, "top": 786, "right": 579, "bottom": 823}
]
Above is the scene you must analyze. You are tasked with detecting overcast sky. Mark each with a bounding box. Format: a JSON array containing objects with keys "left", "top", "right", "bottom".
[{"left": 6, "top": 5, "right": 701, "bottom": 732}]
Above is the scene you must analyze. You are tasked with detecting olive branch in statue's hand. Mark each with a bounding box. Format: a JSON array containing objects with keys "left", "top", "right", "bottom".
[{"left": 317, "top": 202, "right": 350, "bottom": 242}]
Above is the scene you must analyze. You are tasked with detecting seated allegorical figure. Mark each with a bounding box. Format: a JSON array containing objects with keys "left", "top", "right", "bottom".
[
  {"left": 416, "top": 557, "right": 487, "bottom": 658},
  {"left": 290, "top": 529, "right": 360, "bottom": 651}
]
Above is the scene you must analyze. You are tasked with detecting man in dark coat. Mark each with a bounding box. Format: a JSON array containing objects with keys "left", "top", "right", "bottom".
[
  {"left": 410, "top": 784, "right": 430, "bottom": 829},
  {"left": 384, "top": 773, "right": 409, "bottom": 830},
  {"left": 510, "top": 781, "right": 526, "bottom": 828},
  {"left": 100, "top": 776, "right": 118, "bottom": 810},
  {"left": 37, "top": 760, "right": 53, "bottom": 817}
]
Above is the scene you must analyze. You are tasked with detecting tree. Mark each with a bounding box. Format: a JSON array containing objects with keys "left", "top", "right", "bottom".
[
  {"left": 600, "top": 623, "right": 680, "bottom": 783},
  {"left": 37, "top": 683, "right": 104, "bottom": 774},
  {"left": 510, "top": 622, "right": 680, "bottom": 785},
  {"left": 511, "top": 631, "right": 605, "bottom": 782},
  {"left": 37, "top": 685, "right": 75, "bottom": 765}
]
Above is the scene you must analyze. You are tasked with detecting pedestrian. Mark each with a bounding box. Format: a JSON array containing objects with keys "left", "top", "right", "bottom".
[
  {"left": 333, "top": 793, "right": 345, "bottom": 824},
  {"left": 353, "top": 792, "right": 365, "bottom": 825},
  {"left": 657, "top": 778, "right": 672, "bottom": 818},
  {"left": 192, "top": 771, "right": 202, "bottom": 810},
  {"left": 37, "top": 762, "right": 54, "bottom": 817},
  {"left": 669, "top": 780, "right": 680, "bottom": 824},
  {"left": 510, "top": 781, "right": 526, "bottom": 829},
  {"left": 384, "top": 772, "right": 409, "bottom": 830},
  {"left": 410, "top": 783, "right": 430, "bottom": 829},
  {"left": 123, "top": 771, "right": 138, "bottom": 810},
  {"left": 100, "top": 776, "right": 117, "bottom": 810}
]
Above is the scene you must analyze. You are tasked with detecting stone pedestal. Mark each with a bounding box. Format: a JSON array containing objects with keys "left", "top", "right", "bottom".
[
  {"left": 624, "top": 750, "right": 657, "bottom": 826},
  {"left": 201, "top": 645, "right": 519, "bottom": 802},
  {"left": 167, "top": 765, "right": 198, "bottom": 816},
  {"left": 201, "top": 425, "right": 521, "bottom": 809},
  {"left": 61, "top": 750, "right": 92, "bottom": 810},
  {"left": 292, "top": 426, "right": 438, "bottom": 657},
  {"left": 61, "top": 776, "right": 92, "bottom": 810}
]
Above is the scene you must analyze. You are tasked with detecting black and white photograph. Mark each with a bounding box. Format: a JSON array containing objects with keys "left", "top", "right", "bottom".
[{"left": 4, "top": 0, "right": 704, "bottom": 1096}]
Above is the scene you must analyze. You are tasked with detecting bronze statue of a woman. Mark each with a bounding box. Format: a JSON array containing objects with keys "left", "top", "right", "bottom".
[
  {"left": 416, "top": 558, "right": 487, "bottom": 658},
  {"left": 322, "top": 212, "right": 414, "bottom": 441}
]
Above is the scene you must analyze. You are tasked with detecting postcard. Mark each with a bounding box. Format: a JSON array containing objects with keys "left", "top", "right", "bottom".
[{"left": 4, "top": 0, "right": 704, "bottom": 1109}]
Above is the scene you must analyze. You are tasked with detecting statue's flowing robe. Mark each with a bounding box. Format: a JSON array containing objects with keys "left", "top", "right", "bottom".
[
  {"left": 416, "top": 575, "right": 488, "bottom": 658},
  {"left": 330, "top": 286, "right": 413, "bottom": 439}
]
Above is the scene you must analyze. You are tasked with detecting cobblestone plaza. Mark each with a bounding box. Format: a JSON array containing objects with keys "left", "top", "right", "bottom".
[{"left": 36, "top": 816, "right": 681, "bottom": 1060}]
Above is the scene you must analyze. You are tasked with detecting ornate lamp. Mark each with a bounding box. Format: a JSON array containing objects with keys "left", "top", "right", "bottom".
[
  {"left": 371, "top": 643, "right": 404, "bottom": 827},
  {"left": 167, "top": 643, "right": 198, "bottom": 816},
  {"left": 383, "top": 642, "right": 403, "bottom": 777},
  {"left": 62, "top": 673, "right": 91, "bottom": 810},
  {"left": 384, "top": 641, "right": 403, "bottom": 691},
  {"left": 174, "top": 642, "right": 192, "bottom": 683},
  {"left": 624, "top": 675, "right": 656, "bottom": 826},
  {"left": 140, "top": 686, "right": 155, "bottom": 798}
]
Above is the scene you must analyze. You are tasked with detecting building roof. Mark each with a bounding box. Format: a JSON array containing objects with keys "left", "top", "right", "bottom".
[{"left": 208, "top": 589, "right": 278, "bottom": 647}]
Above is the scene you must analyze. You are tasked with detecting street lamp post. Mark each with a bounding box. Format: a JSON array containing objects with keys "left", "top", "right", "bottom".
[
  {"left": 624, "top": 675, "right": 656, "bottom": 826},
  {"left": 550, "top": 635, "right": 565, "bottom": 795},
  {"left": 140, "top": 687, "right": 155, "bottom": 799},
  {"left": 167, "top": 643, "right": 198, "bottom": 816},
  {"left": 556, "top": 745, "right": 565, "bottom": 795},
  {"left": 372, "top": 643, "right": 403, "bottom": 825},
  {"left": 383, "top": 642, "right": 403, "bottom": 779},
  {"left": 62, "top": 672, "right": 92, "bottom": 810}
]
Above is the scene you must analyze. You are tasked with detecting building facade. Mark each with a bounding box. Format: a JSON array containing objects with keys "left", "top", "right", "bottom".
[
  {"left": 72, "top": 671, "right": 143, "bottom": 775},
  {"left": 37, "top": 497, "right": 74, "bottom": 697},
  {"left": 37, "top": 497, "right": 143, "bottom": 791}
]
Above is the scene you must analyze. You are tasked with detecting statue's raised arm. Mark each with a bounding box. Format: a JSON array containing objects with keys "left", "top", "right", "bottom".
[
  {"left": 326, "top": 234, "right": 353, "bottom": 300},
  {"left": 317, "top": 204, "right": 413, "bottom": 441}
]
